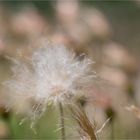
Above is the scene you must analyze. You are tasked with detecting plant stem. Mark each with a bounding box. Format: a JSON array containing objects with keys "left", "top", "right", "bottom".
[{"left": 59, "top": 102, "right": 66, "bottom": 140}]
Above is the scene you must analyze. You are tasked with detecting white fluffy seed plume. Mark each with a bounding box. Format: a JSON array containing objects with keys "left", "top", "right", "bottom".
[{"left": 4, "top": 41, "right": 96, "bottom": 121}]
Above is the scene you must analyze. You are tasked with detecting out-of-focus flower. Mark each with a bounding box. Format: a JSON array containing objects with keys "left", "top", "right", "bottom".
[
  {"left": 4, "top": 41, "right": 95, "bottom": 121},
  {"left": 65, "top": 22, "right": 92, "bottom": 46},
  {"left": 10, "top": 7, "right": 47, "bottom": 37},
  {"left": 82, "top": 8, "right": 111, "bottom": 40},
  {"left": 56, "top": 0, "right": 79, "bottom": 25},
  {"left": 103, "top": 42, "right": 138, "bottom": 74},
  {"left": 99, "top": 66, "right": 128, "bottom": 88}
]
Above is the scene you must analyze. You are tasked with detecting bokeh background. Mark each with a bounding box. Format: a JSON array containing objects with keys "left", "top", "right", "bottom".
[{"left": 0, "top": 0, "right": 140, "bottom": 139}]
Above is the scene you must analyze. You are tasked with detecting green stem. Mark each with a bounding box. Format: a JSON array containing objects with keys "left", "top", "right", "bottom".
[{"left": 59, "top": 102, "right": 66, "bottom": 140}]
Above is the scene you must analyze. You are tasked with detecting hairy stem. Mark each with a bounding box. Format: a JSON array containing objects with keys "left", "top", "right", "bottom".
[{"left": 59, "top": 102, "right": 66, "bottom": 140}]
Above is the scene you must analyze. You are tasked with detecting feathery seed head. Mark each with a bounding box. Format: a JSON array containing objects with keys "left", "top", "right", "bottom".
[{"left": 4, "top": 41, "right": 96, "bottom": 120}]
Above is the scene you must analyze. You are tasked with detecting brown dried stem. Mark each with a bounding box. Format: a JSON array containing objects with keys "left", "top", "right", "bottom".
[{"left": 70, "top": 105, "right": 97, "bottom": 140}]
